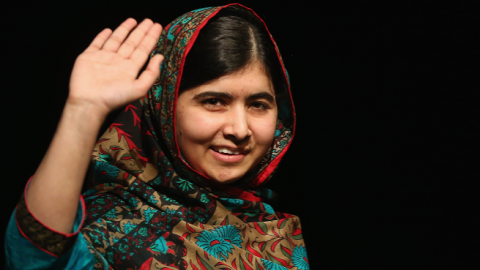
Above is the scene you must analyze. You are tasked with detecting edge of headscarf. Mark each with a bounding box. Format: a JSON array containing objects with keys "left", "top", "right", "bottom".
[{"left": 172, "top": 3, "right": 296, "bottom": 201}]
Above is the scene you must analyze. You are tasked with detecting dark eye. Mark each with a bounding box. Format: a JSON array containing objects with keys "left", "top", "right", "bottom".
[
  {"left": 251, "top": 102, "right": 268, "bottom": 110},
  {"left": 206, "top": 98, "right": 220, "bottom": 105},
  {"left": 202, "top": 98, "right": 223, "bottom": 107}
]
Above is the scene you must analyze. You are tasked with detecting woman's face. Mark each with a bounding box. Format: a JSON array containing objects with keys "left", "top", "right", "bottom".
[{"left": 175, "top": 61, "right": 278, "bottom": 184}]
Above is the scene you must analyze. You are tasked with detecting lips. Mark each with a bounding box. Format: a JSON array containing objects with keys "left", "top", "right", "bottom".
[
  {"left": 209, "top": 146, "right": 247, "bottom": 163},
  {"left": 210, "top": 146, "right": 246, "bottom": 155}
]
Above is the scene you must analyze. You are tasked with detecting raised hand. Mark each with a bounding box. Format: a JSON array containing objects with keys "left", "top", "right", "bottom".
[
  {"left": 68, "top": 18, "right": 164, "bottom": 116},
  {"left": 23, "top": 19, "right": 164, "bottom": 235}
]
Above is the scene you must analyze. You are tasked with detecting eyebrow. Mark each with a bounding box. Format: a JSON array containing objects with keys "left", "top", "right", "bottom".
[
  {"left": 192, "top": 91, "right": 234, "bottom": 101},
  {"left": 192, "top": 91, "right": 275, "bottom": 103},
  {"left": 247, "top": 92, "right": 275, "bottom": 103}
]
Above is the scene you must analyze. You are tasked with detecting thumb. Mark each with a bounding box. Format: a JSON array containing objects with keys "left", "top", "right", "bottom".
[{"left": 134, "top": 54, "right": 164, "bottom": 94}]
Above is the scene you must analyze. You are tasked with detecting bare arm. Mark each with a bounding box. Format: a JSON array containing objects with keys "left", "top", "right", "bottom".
[{"left": 25, "top": 18, "right": 164, "bottom": 234}]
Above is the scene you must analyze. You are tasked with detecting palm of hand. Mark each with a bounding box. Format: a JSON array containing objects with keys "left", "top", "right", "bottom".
[
  {"left": 68, "top": 18, "right": 163, "bottom": 115},
  {"left": 70, "top": 50, "right": 142, "bottom": 111}
]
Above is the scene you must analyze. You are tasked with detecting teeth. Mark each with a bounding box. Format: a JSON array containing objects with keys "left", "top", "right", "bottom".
[{"left": 216, "top": 147, "right": 240, "bottom": 155}]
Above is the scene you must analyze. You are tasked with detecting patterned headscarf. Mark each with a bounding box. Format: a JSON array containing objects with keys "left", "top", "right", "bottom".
[{"left": 82, "top": 4, "right": 309, "bottom": 269}]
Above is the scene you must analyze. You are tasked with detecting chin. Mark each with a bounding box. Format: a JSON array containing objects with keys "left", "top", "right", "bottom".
[{"left": 207, "top": 168, "right": 246, "bottom": 184}]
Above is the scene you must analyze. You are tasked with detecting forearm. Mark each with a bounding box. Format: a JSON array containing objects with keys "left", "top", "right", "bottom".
[
  {"left": 24, "top": 17, "right": 161, "bottom": 235},
  {"left": 26, "top": 101, "right": 107, "bottom": 234}
]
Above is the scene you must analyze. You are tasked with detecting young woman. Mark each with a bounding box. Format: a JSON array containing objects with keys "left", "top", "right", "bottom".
[{"left": 6, "top": 4, "right": 309, "bottom": 269}]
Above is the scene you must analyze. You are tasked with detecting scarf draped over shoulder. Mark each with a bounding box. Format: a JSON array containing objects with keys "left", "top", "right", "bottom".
[{"left": 83, "top": 3, "right": 308, "bottom": 269}]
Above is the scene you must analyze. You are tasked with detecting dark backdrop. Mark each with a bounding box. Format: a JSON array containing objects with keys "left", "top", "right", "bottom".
[{"left": 2, "top": 0, "right": 478, "bottom": 268}]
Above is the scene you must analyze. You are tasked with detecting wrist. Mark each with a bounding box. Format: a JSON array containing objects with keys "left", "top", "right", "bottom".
[
  {"left": 65, "top": 98, "right": 109, "bottom": 121},
  {"left": 62, "top": 100, "right": 108, "bottom": 132}
]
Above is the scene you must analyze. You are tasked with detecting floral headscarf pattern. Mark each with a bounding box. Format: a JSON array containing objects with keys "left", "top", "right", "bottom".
[{"left": 82, "top": 4, "right": 308, "bottom": 269}]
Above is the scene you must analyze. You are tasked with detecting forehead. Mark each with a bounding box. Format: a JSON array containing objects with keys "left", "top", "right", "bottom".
[{"left": 187, "top": 62, "right": 274, "bottom": 96}]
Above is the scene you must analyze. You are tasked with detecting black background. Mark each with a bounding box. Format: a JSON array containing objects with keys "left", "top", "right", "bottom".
[{"left": 1, "top": 0, "right": 478, "bottom": 269}]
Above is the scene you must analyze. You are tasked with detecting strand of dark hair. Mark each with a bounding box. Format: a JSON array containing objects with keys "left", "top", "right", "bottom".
[{"left": 179, "top": 7, "right": 288, "bottom": 101}]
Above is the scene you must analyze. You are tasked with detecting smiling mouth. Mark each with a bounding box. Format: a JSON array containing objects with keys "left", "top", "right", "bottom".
[
  {"left": 210, "top": 147, "right": 241, "bottom": 155},
  {"left": 209, "top": 147, "right": 246, "bottom": 163}
]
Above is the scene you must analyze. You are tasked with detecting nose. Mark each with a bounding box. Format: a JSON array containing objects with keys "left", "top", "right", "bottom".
[{"left": 223, "top": 106, "right": 252, "bottom": 142}]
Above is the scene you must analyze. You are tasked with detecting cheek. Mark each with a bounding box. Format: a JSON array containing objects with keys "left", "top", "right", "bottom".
[
  {"left": 176, "top": 110, "right": 221, "bottom": 144},
  {"left": 251, "top": 117, "right": 277, "bottom": 145}
]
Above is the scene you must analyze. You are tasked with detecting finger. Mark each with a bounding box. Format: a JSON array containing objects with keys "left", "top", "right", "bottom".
[
  {"left": 134, "top": 54, "right": 164, "bottom": 94},
  {"left": 117, "top": 19, "right": 154, "bottom": 59},
  {"left": 83, "top": 28, "right": 112, "bottom": 53},
  {"left": 129, "top": 23, "right": 163, "bottom": 68},
  {"left": 101, "top": 18, "right": 138, "bottom": 53}
]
